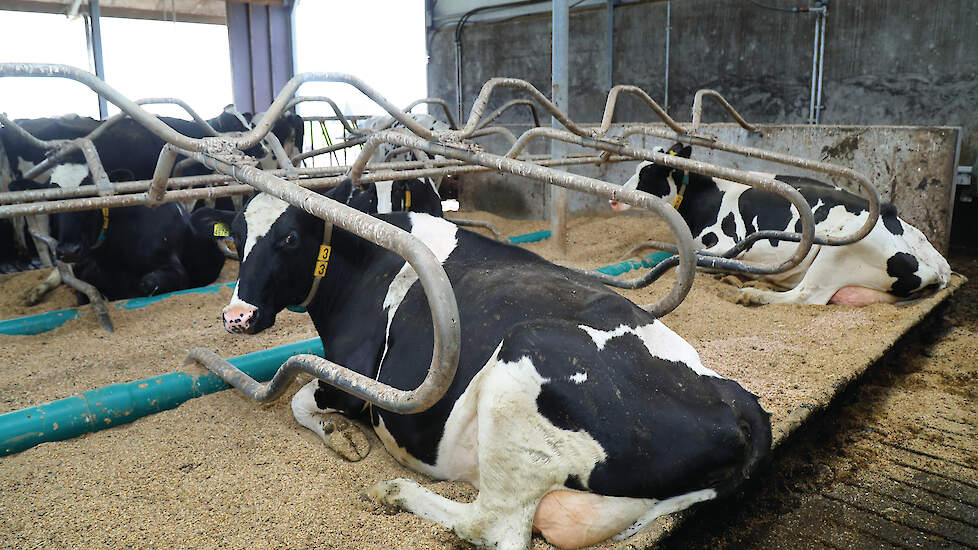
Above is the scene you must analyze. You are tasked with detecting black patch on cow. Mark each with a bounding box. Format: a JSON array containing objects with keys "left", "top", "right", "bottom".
[
  {"left": 564, "top": 474, "right": 586, "bottom": 492},
  {"left": 721, "top": 213, "right": 738, "bottom": 240},
  {"left": 887, "top": 252, "right": 921, "bottom": 297},
  {"left": 636, "top": 163, "right": 672, "bottom": 198},
  {"left": 701, "top": 231, "right": 718, "bottom": 248},
  {"left": 881, "top": 203, "right": 903, "bottom": 235}
]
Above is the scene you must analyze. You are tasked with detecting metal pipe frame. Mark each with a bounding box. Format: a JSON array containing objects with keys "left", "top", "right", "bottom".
[
  {"left": 598, "top": 85, "right": 688, "bottom": 136},
  {"left": 29, "top": 231, "right": 114, "bottom": 332},
  {"left": 287, "top": 96, "right": 362, "bottom": 135},
  {"left": 182, "top": 149, "right": 461, "bottom": 415},
  {"left": 404, "top": 98, "right": 460, "bottom": 130},
  {"left": 690, "top": 89, "right": 762, "bottom": 134},
  {"left": 503, "top": 126, "right": 816, "bottom": 277},
  {"left": 474, "top": 99, "right": 542, "bottom": 130},
  {"left": 617, "top": 125, "right": 881, "bottom": 247},
  {"left": 0, "top": 154, "right": 630, "bottom": 208},
  {"left": 350, "top": 130, "right": 698, "bottom": 317}
]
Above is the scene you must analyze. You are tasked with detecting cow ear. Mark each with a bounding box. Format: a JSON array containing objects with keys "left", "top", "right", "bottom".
[
  {"left": 190, "top": 208, "right": 237, "bottom": 240},
  {"left": 667, "top": 142, "right": 685, "bottom": 155},
  {"left": 679, "top": 145, "right": 692, "bottom": 158}
]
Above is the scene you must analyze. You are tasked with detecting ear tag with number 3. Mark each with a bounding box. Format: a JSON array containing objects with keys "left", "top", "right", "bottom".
[
  {"left": 213, "top": 223, "right": 230, "bottom": 237},
  {"left": 314, "top": 245, "right": 331, "bottom": 277}
]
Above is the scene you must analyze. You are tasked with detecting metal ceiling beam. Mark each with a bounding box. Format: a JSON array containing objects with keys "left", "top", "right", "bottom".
[{"left": 0, "top": 0, "right": 228, "bottom": 25}]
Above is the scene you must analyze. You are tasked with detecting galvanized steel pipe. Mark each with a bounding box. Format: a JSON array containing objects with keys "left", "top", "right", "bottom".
[
  {"left": 619, "top": 125, "right": 880, "bottom": 246},
  {"left": 183, "top": 149, "right": 461, "bottom": 415},
  {"left": 690, "top": 89, "right": 762, "bottom": 134},
  {"left": 350, "top": 130, "right": 697, "bottom": 317}
]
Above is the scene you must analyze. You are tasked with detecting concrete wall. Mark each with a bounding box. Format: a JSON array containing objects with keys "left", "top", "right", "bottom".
[
  {"left": 427, "top": 0, "right": 977, "bottom": 160},
  {"left": 455, "top": 124, "right": 959, "bottom": 254}
]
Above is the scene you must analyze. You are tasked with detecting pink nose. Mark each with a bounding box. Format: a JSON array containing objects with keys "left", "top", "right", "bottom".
[
  {"left": 609, "top": 200, "right": 630, "bottom": 212},
  {"left": 223, "top": 303, "right": 257, "bottom": 333}
]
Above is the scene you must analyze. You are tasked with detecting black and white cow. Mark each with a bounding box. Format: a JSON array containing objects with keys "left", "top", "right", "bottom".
[
  {"left": 200, "top": 180, "right": 771, "bottom": 549},
  {"left": 610, "top": 143, "right": 951, "bottom": 306},
  {"left": 10, "top": 177, "right": 226, "bottom": 301}
]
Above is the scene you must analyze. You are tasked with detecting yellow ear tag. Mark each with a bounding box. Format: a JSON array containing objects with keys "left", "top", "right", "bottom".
[
  {"left": 213, "top": 223, "right": 230, "bottom": 237},
  {"left": 672, "top": 194, "right": 684, "bottom": 209},
  {"left": 313, "top": 245, "right": 331, "bottom": 277},
  {"left": 404, "top": 189, "right": 412, "bottom": 209},
  {"left": 668, "top": 150, "right": 678, "bottom": 156}
]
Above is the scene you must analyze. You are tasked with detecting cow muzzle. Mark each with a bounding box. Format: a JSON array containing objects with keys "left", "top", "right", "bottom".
[
  {"left": 223, "top": 303, "right": 258, "bottom": 334},
  {"left": 609, "top": 199, "right": 631, "bottom": 212}
]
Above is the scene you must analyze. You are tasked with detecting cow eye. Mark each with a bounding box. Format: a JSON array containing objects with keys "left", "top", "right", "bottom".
[{"left": 281, "top": 232, "right": 297, "bottom": 248}]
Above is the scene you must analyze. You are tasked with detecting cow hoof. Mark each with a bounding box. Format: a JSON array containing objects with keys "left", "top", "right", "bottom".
[
  {"left": 366, "top": 478, "right": 409, "bottom": 509},
  {"left": 21, "top": 287, "right": 45, "bottom": 306},
  {"left": 327, "top": 422, "right": 371, "bottom": 462},
  {"left": 138, "top": 275, "right": 161, "bottom": 296}
]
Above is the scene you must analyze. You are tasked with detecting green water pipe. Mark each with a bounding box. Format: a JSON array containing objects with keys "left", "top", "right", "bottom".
[
  {"left": 596, "top": 251, "right": 674, "bottom": 276},
  {"left": 0, "top": 283, "right": 235, "bottom": 336},
  {"left": 0, "top": 337, "right": 324, "bottom": 456},
  {"left": 507, "top": 229, "right": 551, "bottom": 244}
]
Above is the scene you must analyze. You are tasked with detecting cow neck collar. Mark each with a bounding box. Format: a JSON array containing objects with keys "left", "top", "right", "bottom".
[
  {"left": 92, "top": 208, "right": 110, "bottom": 250},
  {"left": 287, "top": 220, "right": 334, "bottom": 313},
  {"left": 672, "top": 172, "right": 690, "bottom": 210},
  {"left": 667, "top": 150, "right": 690, "bottom": 210}
]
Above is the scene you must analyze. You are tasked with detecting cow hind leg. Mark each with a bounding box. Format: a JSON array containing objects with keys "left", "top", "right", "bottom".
[{"left": 291, "top": 381, "right": 371, "bottom": 461}]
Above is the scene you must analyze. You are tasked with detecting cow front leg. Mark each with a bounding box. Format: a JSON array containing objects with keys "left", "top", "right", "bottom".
[
  {"left": 22, "top": 268, "right": 61, "bottom": 306},
  {"left": 291, "top": 381, "right": 370, "bottom": 461}
]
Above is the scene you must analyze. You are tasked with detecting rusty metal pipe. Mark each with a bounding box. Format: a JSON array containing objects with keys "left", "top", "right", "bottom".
[
  {"left": 597, "top": 85, "right": 688, "bottom": 136},
  {"left": 690, "top": 89, "right": 762, "bottom": 134},
  {"left": 458, "top": 77, "right": 595, "bottom": 139},
  {"left": 350, "top": 131, "right": 697, "bottom": 317},
  {"left": 619, "top": 125, "right": 880, "bottom": 246},
  {"left": 183, "top": 150, "right": 461, "bottom": 415},
  {"left": 286, "top": 96, "right": 362, "bottom": 135},
  {"left": 503, "top": 127, "right": 816, "bottom": 276},
  {"left": 404, "top": 98, "right": 459, "bottom": 130},
  {"left": 474, "top": 99, "right": 542, "bottom": 130}
]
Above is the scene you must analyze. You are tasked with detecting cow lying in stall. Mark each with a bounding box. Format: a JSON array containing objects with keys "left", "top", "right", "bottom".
[
  {"left": 2, "top": 110, "right": 303, "bottom": 303},
  {"left": 9, "top": 177, "right": 226, "bottom": 301},
  {"left": 198, "top": 180, "right": 772, "bottom": 550},
  {"left": 610, "top": 143, "right": 951, "bottom": 306}
]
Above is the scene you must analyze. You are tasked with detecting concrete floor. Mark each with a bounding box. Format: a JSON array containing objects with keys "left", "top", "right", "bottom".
[{"left": 657, "top": 256, "right": 978, "bottom": 550}]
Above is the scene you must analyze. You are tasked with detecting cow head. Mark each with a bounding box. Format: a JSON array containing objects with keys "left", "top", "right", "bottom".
[
  {"left": 610, "top": 143, "right": 691, "bottom": 212},
  {"left": 208, "top": 182, "right": 354, "bottom": 334},
  {"left": 7, "top": 177, "right": 108, "bottom": 262}
]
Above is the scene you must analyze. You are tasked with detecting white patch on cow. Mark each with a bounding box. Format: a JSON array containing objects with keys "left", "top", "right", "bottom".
[
  {"left": 225, "top": 282, "right": 259, "bottom": 312},
  {"left": 578, "top": 324, "right": 632, "bottom": 350},
  {"left": 612, "top": 488, "right": 717, "bottom": 541},
  {"left": 291, "top": 380, "right": 340, "bottom": 443},
  {"left": 369, "top": 349, "right": 608, "bottom": 548},
  {"left": 241, "top": 192, "right": 290, "bottom": 260},
  {"left": 49, "top": 163, "right": 88, "bottom": 188},
  {"left": 375, "top": 180, "right": 394, "bottom": 213},
  {"left": 375, "top": 214, "right": 458, "bottom": 380},
  {"left": 441, "top": 199, "right": 460, "bottom": 212},
  {"left": 579, "top": 321, "right": 720, "bottom": 378},
  {"left": 569, "top": 371, "right": 588, "bottom": 384}
]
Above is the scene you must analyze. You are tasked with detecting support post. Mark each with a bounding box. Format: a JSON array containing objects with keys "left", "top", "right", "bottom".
[
  {"left": 226, "top": 1, "right": 296, "bottom": 112},
  {"left": 88, "top": 0, "right": 108, "bottom": 119},
  {"left": 550, "top": 0, "right": 569, "bottom": 252}
]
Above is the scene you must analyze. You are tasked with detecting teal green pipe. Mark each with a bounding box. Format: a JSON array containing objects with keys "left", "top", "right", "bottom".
[
  {"left": 596, "top": 251, "right": 675, "bottom": 276},
  {"left": 507, "top": 229, "right": 551, "bottom": 244},
  {"left": 0, "top": 337, "right": 323, "bottom": 456},
  {"left": 0, "top": 282, "right": 235, "bottom": 336}
]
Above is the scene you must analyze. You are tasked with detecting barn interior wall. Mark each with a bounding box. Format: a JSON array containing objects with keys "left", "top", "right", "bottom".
[{"left": 426, "top": 0, "right": 976, "bottom": 235}]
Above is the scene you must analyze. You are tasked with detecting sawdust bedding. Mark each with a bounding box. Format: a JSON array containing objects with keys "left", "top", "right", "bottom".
[{"left": 0, "top": 212, "right": 960, "bottom": 550}]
